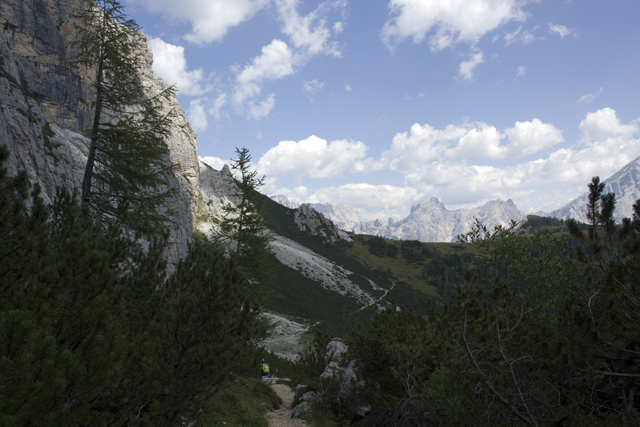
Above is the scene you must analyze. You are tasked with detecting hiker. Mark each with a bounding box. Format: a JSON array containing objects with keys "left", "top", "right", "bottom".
[{"left": 260, "top": 359, "right": 270, "bottom": 379}]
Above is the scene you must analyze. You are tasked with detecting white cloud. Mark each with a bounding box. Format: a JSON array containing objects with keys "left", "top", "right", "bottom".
[
  {"left": 248, "top": 94, "right": 276, "bottom": 120},
  {"left": 577, "top": 87, "right": 603, "bottom": 104},
  {"left": 457, "top": 50, "right": 483, "bottom": 81},
  {"left": 549, "top": 23, "right": 576, "bottom": 39},
  {"left": 257, "top": 135, "right": 368, "bottom": 178},
  {"left": 303, "top": 79, "right": 324, "bottom": 98},
  {"left": 139, "top": 0, "right": 270, "bottom": 45},
  {"left": 188, "top": 99, "right": 208, "bottom": 132},
  {"left": 503, "top": 119, "right": 565, "bottom": 157},
  {"left": 309, "top": 184, "right": 421, "bottom": 222},
  {"left": 333, "top": 21, "right": 344, "bottom": 34},
  {"left": 230, "top": 1, "right": 345, "bottom": 118},
  {"left": 209, "top": 94, "right": 228, "bottom": 121},
  {"left": 517, "top": 65, "right": 526, "bottom": 77},
  {"left": 381, "top": 0, "right": 527, "bottom": 51},
  {"left": 147, "top": 37, "right": 208, "bottom": 96},
  {"left": 233, "top": 39, "right": 294, "bottom": 107},
  {"left": 344, "top": 84, "right": 352, "bottom": 92},
  {"left": 357, "top": 119, "right": 563, "bottom": 173},
  {"left": 200, "top": 156, "right": 227, "bottom": 170},
  {"left": 274, "top": 0, "right": 344, "bottom": 59},
  {"left": 579, "top": 107, "right": 639, "bottom": 144}
]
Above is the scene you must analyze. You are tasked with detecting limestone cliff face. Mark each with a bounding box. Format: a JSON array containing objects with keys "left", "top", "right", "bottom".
[{"left": 0, "top": 0, "right": 200, "bottom": 260}]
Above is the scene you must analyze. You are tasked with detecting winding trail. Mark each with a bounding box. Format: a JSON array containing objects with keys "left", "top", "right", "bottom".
[{"left": 265, "top": 383, "right": 309, "bottom": 427}]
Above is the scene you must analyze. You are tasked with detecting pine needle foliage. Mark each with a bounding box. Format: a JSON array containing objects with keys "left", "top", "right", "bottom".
[{"left": 0, "top": 146, "right": 267, "bottom": 426}]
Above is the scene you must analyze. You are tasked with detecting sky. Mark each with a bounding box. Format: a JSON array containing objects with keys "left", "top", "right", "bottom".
[{"left": 123, "top": 0, "right": 640, "bottom": 222}]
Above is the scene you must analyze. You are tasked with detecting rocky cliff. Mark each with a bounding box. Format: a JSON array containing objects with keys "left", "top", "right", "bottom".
[{"left": 0, "top": 0, "right": 200, "bottom": 260}]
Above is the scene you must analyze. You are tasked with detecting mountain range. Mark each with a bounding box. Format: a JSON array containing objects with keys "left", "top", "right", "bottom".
[{"left": 270, "top": 196, "right": 526, "bottom": 242}]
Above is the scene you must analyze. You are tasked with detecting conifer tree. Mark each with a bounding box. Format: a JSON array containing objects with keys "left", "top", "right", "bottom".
[
  {"left": 220, "top": 147, "right": 275, "bottom": 282},
  {"left": 72, "top": 0, "right": 176, "bottom": 235}
]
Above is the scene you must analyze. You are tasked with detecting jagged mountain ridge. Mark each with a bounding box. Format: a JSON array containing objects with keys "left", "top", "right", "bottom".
[
  {"left": 550, "top": 155, "right": 640, "bottom": 222},
  {"left": 271, "top": 195, "right": 526, "bottom": 242}
]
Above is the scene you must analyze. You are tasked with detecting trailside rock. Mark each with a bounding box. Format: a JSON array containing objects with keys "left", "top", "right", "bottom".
[{"left": 291, "top": 339, "right": 370, "bottom": 419}]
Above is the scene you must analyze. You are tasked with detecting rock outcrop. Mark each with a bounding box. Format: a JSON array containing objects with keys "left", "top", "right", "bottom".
[
  {"left": 291, "top": 339, "right": 370, "bottom": 419},
  {"left": 293, "top": 204, "right": 352, "bottom": 243},
  {"left": 0, "top": 0, "right": 200, "bottom": 260}
]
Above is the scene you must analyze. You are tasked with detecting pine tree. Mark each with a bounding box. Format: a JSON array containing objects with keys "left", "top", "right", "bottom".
[
  {"left": 72, "top": 0, "right": 176, "bottom": 236},
  {"left": 220, "top": 147, "right": 275, "bottom": 282}
]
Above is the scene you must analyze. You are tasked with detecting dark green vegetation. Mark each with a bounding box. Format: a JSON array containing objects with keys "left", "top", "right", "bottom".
[
  {"left": 73, "top": 0, "right": 177, "bottom": 236},
  {"left": 0, "top": 145, "right": 268, "bottom": 426},
  {"left": 330, "top": 177, "right": 640, "bottom": 426}
]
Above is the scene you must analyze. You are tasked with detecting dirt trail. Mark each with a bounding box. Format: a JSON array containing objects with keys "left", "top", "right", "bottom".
[{"left": 265, "top": 383, "right": 309, "bottom": 427}]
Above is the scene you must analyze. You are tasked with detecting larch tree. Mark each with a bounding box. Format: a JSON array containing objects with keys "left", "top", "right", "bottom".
[{"left": 72, "top": 0, "right": 176, "bottom": 235}]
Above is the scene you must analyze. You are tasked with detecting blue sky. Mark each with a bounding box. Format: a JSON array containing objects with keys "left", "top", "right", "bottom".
[{"left": 124, "top": 0, "right": 640, "bottom": 221}]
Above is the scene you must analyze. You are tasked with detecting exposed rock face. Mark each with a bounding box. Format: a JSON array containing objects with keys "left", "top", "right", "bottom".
[
  {"left": 307, "top": 202, "right": 363, "bottom": 232},
  {"left": 550, "top": 156, "right": 640, "bottom": 223},
  {"left": 293, "top": 203, "right": 352, "bottom": 243},
  {"left": 0, "top": 0, "right": 200, "bottom": 260}
]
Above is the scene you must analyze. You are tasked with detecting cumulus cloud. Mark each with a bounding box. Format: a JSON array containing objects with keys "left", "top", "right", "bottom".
[
  {"left": 579, "top": 107, "right": 639, "bottom": 144},
  {"left": 233, "top": 39, "right": 294, "bottom": 106},
  {"left": 577, "top": 87, "right": 603, "bottom": 104},
  {"left": 517, "top": 65, "right": 526, "bottom": 77},
  {"left": 138, "top": 0, "right": 270, "bottom": 45},
  {"left": 188, "top": 99, "right": 208, "bottom": 132},
  {"left": 257, "top": 135, "right": 368, "bottom": 179},
  {"left": 309, "top": 184, "right": 421, "bottom": 221},
  {"left": 457, "top": 50, "right": 483, "bottom": 81},
  {"left": 549, "top": 23, "right": 576, "bottom": 39},
  {"left": 361, "top": 118, "right": 563, "bottom": 171},
  {"left": 200, "top": 156, "right": 227, "bottom": 170},
  {"left": 148, "top": 37, "right": 208, "bottom": 96},
  {"left": 381, "top": 0, "right": 526, "bottom": 51}
]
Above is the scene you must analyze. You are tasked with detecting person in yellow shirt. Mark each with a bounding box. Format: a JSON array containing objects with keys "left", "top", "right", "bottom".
[{"left": 260, "top": 359, "right": 270, "bottom": 379}]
